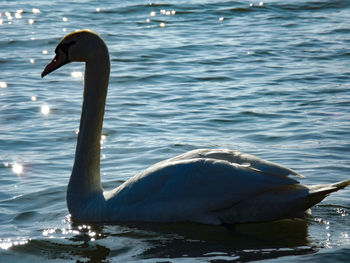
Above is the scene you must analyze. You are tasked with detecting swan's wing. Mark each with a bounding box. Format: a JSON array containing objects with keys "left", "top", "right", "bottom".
[
  {"left": 165, "top": 149, "right": 303, "bottom": 178},
  {"left": 106, "top": 157, "right": 302, "bottom": 223}
]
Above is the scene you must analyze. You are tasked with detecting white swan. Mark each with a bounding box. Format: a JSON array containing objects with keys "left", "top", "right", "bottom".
[{"left": 41, "top": 30, "right": 350, "bottom": 224}]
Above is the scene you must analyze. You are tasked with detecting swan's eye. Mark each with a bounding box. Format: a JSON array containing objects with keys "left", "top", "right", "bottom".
[{"left": 55, "top": 41, "right": 76, "bottom": 55}]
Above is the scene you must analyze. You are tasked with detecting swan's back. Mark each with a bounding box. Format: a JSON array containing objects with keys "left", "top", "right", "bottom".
[{"left": 101, "top": 149, "right": 310, "bottom": 224}]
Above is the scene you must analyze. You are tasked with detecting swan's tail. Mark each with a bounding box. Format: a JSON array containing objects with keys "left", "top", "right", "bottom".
[
  {"left": 304, "top": 179, "right": 350, "bottom": 209},
  {"left": 216, "top": 179, "right": 350, "bottom": 224}
]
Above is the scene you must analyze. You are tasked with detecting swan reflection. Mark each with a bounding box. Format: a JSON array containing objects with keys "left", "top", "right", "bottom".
[{"left": 59, "top": 219, "right": 316, "bottom": 262}]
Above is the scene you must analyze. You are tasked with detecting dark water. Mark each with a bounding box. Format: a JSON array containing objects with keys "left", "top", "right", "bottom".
[{"left": 1, "top": 0, "right": 350, "bottom": 262}]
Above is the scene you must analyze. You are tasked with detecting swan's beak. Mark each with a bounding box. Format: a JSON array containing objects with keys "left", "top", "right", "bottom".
[{"left": 41, "top": 52, "right": 68, "bottom": 78}]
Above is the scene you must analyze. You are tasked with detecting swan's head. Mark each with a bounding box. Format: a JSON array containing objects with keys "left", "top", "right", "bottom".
[{"left": 41, "top": 30, "right": 107, "bottom": 78}]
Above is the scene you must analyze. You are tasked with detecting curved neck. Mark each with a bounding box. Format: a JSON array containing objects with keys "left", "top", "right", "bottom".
[{"left": 68, "top": 48, "right": 110, "bottom": 198}]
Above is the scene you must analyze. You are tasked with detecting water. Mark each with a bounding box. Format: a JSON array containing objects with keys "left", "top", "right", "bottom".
[{"left": 1, "top": 0, "right": 350, "bottom": 262}]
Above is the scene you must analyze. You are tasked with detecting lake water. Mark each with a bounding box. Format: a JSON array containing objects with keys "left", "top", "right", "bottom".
[{"left": 1, "top": 0, "right": 350, "bottom": 262}]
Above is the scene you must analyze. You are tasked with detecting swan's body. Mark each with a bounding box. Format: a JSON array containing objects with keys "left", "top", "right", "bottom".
[{"left": 42, "top": 30, "right": 350, "bottom": 224}]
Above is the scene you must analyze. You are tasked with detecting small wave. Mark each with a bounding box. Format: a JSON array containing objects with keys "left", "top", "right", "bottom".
[
  {"left": 194, "top": 76, "right": 233, "bottom": 82},
  {"left": 13, "top": 211, "right": 40, "bottom": 222},
  {"left": 272, "top": 0, "right": 348, "bottom": 12}
]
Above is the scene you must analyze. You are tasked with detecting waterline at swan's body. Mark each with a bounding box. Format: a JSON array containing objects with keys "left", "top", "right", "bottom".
[{"left": 41, "top": 30, "right": 350, "bottom": 224}]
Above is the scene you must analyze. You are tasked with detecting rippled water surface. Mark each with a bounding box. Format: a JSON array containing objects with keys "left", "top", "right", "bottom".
[{"left": 1, "top": 0, "right": 350, "bottom": 262}]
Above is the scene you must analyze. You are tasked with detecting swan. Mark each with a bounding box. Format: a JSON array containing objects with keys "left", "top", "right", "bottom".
[{"left": 41, "top": 30, "right": 350, "bottom": 224}]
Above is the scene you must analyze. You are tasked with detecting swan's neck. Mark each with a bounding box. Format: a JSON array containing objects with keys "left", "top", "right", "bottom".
[{"left": 68, "top": 46, "right": 110, "bottom": 208}]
